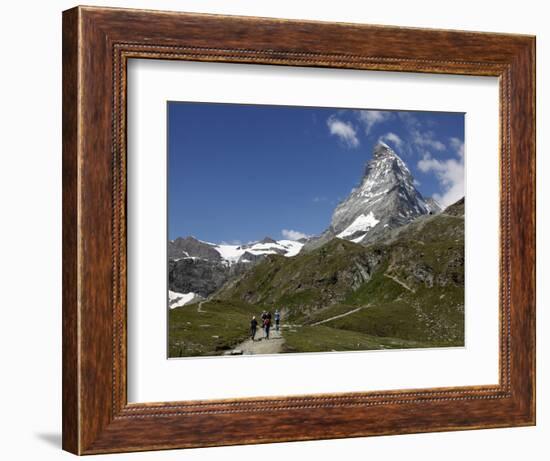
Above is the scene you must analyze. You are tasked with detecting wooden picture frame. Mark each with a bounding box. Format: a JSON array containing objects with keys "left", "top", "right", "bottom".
[{"left": 62, "top": 5, "right": 535, "bottom": 455}]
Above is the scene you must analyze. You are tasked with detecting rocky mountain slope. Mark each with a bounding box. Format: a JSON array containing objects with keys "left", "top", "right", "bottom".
[{"left": 305, "top": 142, "right": 441, "bottom": 250}]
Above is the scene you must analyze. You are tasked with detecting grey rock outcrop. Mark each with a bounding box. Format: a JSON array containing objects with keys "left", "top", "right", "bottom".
[
  {"left": 169, "top": 258, "right": 251, "bottom": 298},
  {"left": 168, "top": 236, "right": 221, "bottom": 261},
  {"left": 443, "top": 197, "right": 464, "bottom": 216}
]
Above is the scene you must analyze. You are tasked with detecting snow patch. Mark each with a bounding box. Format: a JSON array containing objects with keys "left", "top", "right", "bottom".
[
  {"left": 337, "top": 212, "right": 380, "bottom": 239},
  {"left": 214, "top": 244, "right": 245, "bottom": 264},
  {"left": 212, "top": 239, "right": 304, "bottom": 264},
  {"left": 169, "top": 290, "right": 199, "bottom": 309},
  {"left": 275, "top": 240, "right": 304, "bottom": 257},
  {"left": 350, "top": 235, "right": 365, "bottom": 244}
]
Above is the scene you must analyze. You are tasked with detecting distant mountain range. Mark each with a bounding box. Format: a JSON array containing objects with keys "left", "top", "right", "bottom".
[
  {"left": 168, "top": 236, "right": 305, "bottom": 307},
  {"left": 169, "top": 236, "right": 304, "bottom": 265},
  {"left": 168, "top": 142, "right": 456, "bottom": 311}
]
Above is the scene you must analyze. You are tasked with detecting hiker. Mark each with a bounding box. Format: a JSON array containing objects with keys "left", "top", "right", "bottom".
[
  {"left": 261, "top": 311, "right": 267, "bottom": 333},
  {"left": 250, "top": 316, "right": 258, "bottom": 341},
  {"left": 250, "top": 316, "right": 258, "bottom": 340},
  {"left": 274, "top": 309, "right": 281, "bottom": 332},
  {"left": 263, "top": 315, "right": 271, "bottom": 340}
]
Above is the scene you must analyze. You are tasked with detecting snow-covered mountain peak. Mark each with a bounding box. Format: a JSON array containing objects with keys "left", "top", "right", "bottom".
[
  {"left": 305, "top": 143, "right": 434, "bottom": 249},
  {"left": 361, "top": 142, "right": 413, "bottom": 190},
  {"left": 372, "top": 141, "right": 394, "bottom": 158}
]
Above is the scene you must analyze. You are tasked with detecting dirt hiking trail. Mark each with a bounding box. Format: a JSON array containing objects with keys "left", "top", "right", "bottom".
[{"left": 230, "top": 328, "right": 284, "bottom": 355}]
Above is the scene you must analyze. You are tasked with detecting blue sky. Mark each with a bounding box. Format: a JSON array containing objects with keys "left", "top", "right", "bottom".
[{"left": 168, "top": 102, "right": 464, "bottom": 243}]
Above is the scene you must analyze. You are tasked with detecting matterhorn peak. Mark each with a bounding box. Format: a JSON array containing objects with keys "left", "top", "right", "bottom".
[
  {"left": 372, "top": 141, "right": 395, "bottom": 158},
  {"left": 361, "top": 141, "right": 412, "bottom": 186},
  {"left": 305, "top": 143, "right": 432, "bottom": 250}
]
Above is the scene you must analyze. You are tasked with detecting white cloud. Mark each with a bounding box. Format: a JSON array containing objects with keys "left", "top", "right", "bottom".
[
  {"left": 449, "top": 137, "right": 464, "bottom": 157},
  {"left": 417, "top": 152, "right": 464, "bottom": 207},
  {"left": 398, "top": 113, "right": 446, "bottom": 152},
  {"left": 327, "top": 116, "right": 359, "bottom": 148},
  {"left": 393, "top": 112, "right": 464, "bottom": 207},
  {"left": 378, "top": 132, "right": 404, "bottom": 150},
  {"left": 412, "top": 129, "right": 446, "bottom": 151},
  {"left": 281, "top": 229, "right": 310, "bottom": 241},
  {"left": 356, "top": 110, "right": 392, "bottom": 134}
]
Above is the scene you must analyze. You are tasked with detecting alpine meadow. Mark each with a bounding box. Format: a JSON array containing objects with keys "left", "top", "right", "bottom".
[{"left": 167, "top": 103, "right": 465, "bottom": 358}]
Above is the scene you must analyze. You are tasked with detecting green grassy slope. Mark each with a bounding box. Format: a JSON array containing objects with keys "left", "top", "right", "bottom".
[
  {"left": 215, "top": 238, "right": 384, "bottom": 320},
  {"left": 283, "top": 324, "right": 431, "bottom": 353}
]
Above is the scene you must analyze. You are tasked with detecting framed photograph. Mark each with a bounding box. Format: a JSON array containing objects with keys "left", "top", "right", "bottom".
[
  {"left": 62, "top": 6, "right": 535, "bottom": 455},
  {"left": 165, "top": 102, "right": 465, "bottom": 359}
]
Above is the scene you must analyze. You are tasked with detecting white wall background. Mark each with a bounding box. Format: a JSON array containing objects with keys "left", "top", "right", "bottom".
[{"left": 0, "top": 0, "right": 546, "bottom": 459}]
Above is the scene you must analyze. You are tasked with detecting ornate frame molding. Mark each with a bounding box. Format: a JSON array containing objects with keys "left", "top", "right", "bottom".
[{"left": 63, "top": 6, "right": 535, "bottom": 454}]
